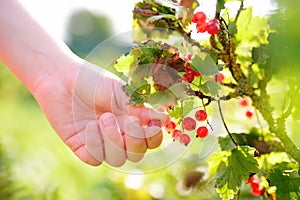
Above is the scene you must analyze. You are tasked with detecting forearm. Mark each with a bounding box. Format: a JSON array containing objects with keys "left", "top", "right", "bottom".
[{"left": 0, "top": 0, "right": 79, "bottom": 94}]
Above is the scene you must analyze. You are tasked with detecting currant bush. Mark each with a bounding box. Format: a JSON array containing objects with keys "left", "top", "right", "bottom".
[{"left": 115, "top": 1, "right": 300, "bottom": 199}]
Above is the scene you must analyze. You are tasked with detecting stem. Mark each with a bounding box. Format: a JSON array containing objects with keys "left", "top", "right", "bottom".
[
  {"left": 217, "top": 97, "right": 238, "bottom": 147},
  {"left": 180, "top": 99, "right": 184, "bottom": 131},
  {"left": 254, "top": 109, "right": 264, "bottom": 133},
  {"left": 276, "top": 117, "right": 300, "bottom": 162},
  {"left": 275, "top": 91, "right": 300, "bottom": 162},
  {"left": 200, "top": 94, "right": 214, "bottom": 131},
  {"left": 234, "top": 0, "right": 244, "bottom": 23}
]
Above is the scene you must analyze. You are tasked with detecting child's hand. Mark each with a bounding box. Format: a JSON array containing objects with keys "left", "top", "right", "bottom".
[{"left": 33, "top": 60, "right": 167, "bottom": 166}]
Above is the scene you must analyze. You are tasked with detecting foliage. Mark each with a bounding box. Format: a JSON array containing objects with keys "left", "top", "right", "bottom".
[
  {"left": 0, "top": 144, "right": 60, "bottom": 200},
  {"left": 113, "top": 0, "right": 300, "bottom": 199}
]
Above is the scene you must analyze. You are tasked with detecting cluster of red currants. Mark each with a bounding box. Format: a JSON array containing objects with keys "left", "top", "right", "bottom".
[
  {"left": 164, "top": 109, "right": 209, "bottom": 146},
  {"left": 191, "top": 11, "right": 220, "bottom": 35},
  {"left": 238, "top": 97, "right": 254, "bottom": 119},
  {"left": 247, "top": 174, "right": 265, "bottom": 196},
  {"left": 182, "top": 63, "right": 201, "bottom": 83}
]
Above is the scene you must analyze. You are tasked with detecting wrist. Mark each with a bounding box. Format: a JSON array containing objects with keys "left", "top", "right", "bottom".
[{"left": 30, "top": 51, "right": 81, "bottom": 100}]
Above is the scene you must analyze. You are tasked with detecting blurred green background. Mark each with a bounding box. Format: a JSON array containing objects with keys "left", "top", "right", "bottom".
[{"left": 1, "top": 0, "right": 300, "bottom": 199}]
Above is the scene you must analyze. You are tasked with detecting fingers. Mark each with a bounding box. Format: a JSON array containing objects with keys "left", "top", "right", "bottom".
[
  {"left": 97, "top": 105, "right": 167, "bottom": 167},
  {"left": 127, "top": 105, "right": 165, "bottom": 150},
  {"left": 99, "top": 113, "right": 126, "bottom": 167},
  {"left": 145, "top": 126, "right": 163, "bottom": 149},
  {"left": 65, "top": 121, "right": 104, "bottom": 166},
  {"left": 123, "top": 116, "right": 147, "bottom": 162},
  {"left": 128, "top": 104, "right": 168, "bottom": 126},
  {"left": 98, "top": 114, "right": 163, "bottom": 166}
]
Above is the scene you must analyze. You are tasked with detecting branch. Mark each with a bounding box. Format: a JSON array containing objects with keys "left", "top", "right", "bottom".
[
  {"left": 215, "top": 11, "right": 300, "bottom": 163},
  {"left": 194, "top": 91, "right": 239, "bottom": 106}
]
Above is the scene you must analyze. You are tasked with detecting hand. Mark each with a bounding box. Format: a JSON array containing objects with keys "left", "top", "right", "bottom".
[{"left": 32, "top": 58, "right": 167, "bottom": 166}]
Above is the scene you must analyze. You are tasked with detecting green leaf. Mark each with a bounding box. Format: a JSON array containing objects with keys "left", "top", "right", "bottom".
[
  {"left": 199, "top": 80, "right": 221, "bottom": 97},
  {"left": 236, "top": 7, "right": 252, "bottom": 36},
  {"left": 148, "top": 91, "right": 176, "bottom": 107},
  {"left": 128, "top": 92, "right": 147, "bottom": 105},
  {"left": 208, "top": 150, "right": 231, "bottom": 177},
  {"left": 168, "top": 105, "right": 181, "bottom": 119},
  {"left": 218, "top": 132, "right": 260, "bottom": 151},
  {"left": 218, "top": 136, "right": 237, "bottom": 151},
  {"left": 269, "top": 167, "right": 300, "bottom": 200},
  {"left": 215, "top": 146, "right": 259, "bottom": 200},
  {"left": 191, "top": 54, "right": 219, "bottom": 76},
  {"left": 182, "top": 98, "right": 195, "bottom": 117},
  {"left": 114, "top": 54, "right": 134, "bottom": 75},
  {"left": 236, "top": 7, "right": 269, "bottom": 45},
  {"left": 168, "top": 83, "right": 188, "bottom": 100},
  {"left": 216, "top": 0, "right": 225, "bottom": 13},
  {"left": 252, "top": 44, "right": 269, "bottom": 64},
  {"left": 228, "top": 21, "right": 237, "bottom": 35},
  {"left": 124, "top": 81, "right": 151, "bottom": 105},
  {"left": 146, "top": 14, "right": 176, "bottom": 23}
]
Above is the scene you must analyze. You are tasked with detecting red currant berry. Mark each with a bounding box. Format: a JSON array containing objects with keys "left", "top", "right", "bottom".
[
  {"left": 148, "top": 119, "right": 162, "bottom": 127},
  {"left": 187, "top": 54, "right": 192, "bottom": 60},
  {"left": 207, "top": 18, "right": 220, "bottom": 35},
  {"left": 179, "top": 133, "right": 191, "bottom": 146},
  {"left": 171, "top": 129, "right": 182, "bottom": 141},
  {"left": 247, "top": 174, "right": 260, "bottom": 185},
  {"left": 182, "top": 71, "right": 195, "bottom": 83},
  {"left": 191, "top": 12, "right": 206, "bottom": 24},
  {"left": 186, "top": 65, "right": 201, "bottom": 76},
  {"left": 239, "top": 98, "right": 249, "bottom": 107},
  {"left": 196, "top": 22, "right": 208, "bottom": 33},
  {"left": 182, "top": 117, "right": 196, "bottom": 131},
  {"left": 196, "top": 126, "right": 208, "bottom": 138},
  {"left": 246, "top": 110, "right": 253, "bottom": 119},
  {"left": 247, "top": 174, "right": 265, "bottom": 196},
  {"left": 165, "top": 121, "right": 176, "bottom": 133},
  {"left": 193, "top": 70, "right": 201, "bottom": 76},
  {"left": 195, "top": 109, "right": 207, "bottom": 121},
  {"left": 215, "top": 73, "right": 225, "bottom": 83},
  {"left": 251, "top": 187, "right": 265, "bottom": 196}
]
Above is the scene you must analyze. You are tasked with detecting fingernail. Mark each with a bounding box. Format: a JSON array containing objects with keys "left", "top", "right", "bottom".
[{"left": 102, "top": 115, "right": 115, "bottom": 127}]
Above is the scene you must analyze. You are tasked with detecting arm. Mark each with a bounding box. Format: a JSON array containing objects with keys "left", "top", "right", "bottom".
[
  {"left": 0, "top": 0, "right": 77, "bottom": 93},
  {"left": 0, "top": 0, "right": 166, "bottom": 166}
]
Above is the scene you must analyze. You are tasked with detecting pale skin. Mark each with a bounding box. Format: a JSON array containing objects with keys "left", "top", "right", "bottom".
[{"left": 0, "top": 0, "right": 167, "bottom": 166}]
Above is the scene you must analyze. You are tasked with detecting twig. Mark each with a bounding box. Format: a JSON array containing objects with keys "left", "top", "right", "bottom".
[
  {"left": 234, "top": 0, "right": 244, "bottom": 23},
  {"left": 217, "top": 96, "right": 238, "bottom": 147},
  {"left": 200, "top": 93, "right": 214, "bottom": 131}
]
